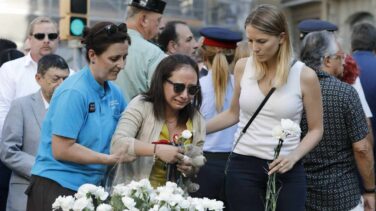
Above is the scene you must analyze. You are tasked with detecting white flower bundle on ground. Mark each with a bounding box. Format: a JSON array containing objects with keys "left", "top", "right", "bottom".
[{"left": 52, "top": 179, "right": 224, "bottom": 211}]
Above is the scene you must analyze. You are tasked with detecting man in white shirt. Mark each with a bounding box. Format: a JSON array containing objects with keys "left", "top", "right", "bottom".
[{"left": 0, "top": 16, "right": 59, "bottom": 140}]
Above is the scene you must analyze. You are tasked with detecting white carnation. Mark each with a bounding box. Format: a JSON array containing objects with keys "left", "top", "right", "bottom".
[
  {"left": 96, "top": 203, "right": 112, "bottom": 211},
  {"left": 181, "top": 130, "right": 192, "bottom": 139},
  {"left": 52, "top": 195, "right": 75, "bottom": 211},
  {"left": 73, "top": 197, "right": 94, "bottom": 211},
  {"left": 122, "top": 196, "right": 136, "bottom": 209},
  {"left": 272, "top": 125, "right": 285, "bottom": 140},
  {"left": 281, "top": 119, "right": 301, "bottom": 136}
]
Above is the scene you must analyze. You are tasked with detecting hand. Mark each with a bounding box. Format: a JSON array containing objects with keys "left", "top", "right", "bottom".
[
  {"left": 106, "top": 150, "right": 136, "bottom": 165},
  {"left": 177, "top": 155, "right": 195, "bottom": 177},
  {"left": 363, "top": 193, "right": 376, "bottom": 211},
  {"left": 268, "top": 154, "right": 298, "bottom": 175},
  {"left": 156, "top": 144, "right": 184, "bottom": 164},
  {"left": 107, "top": 142, "right": 136, "bottom": 164}
]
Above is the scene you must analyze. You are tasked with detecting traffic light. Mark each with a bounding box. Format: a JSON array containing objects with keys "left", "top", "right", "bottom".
[{"left": 60, "top": 0, "right": 90, "bottom": 40}]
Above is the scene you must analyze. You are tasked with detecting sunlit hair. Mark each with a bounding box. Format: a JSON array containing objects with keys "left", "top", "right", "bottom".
[
  {"left": 200, "top": 45, "right": 235, "bottom": 112},
  {"left": 143, "top": 54, "right": 202, "bottom": 125},
  {"left": 28, "top": 16, "right": 58, "bottom": 35},
  {"left": 244, "top": 4, "right": 292, "bottom": 87}
]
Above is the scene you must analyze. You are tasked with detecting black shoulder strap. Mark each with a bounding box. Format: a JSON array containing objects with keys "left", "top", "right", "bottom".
[{"left": 242, "top": 87, "right": 276, "bottom": 133}]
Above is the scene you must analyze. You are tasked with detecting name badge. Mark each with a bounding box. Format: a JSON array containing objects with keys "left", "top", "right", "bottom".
[{"left": 89, "top": 102, "right": 95, "bottom": 113}]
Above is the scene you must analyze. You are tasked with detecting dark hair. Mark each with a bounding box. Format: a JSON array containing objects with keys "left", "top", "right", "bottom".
[
  {"left": 143, "top": 54, "right": 202, "bottom": 125},
  {"left": 0, "top": 49, "right": 24, "bottom": 67},
  {"left": 37, "top": 54, "right": 69, "bottom": 76},
  {"left": 351, "top": 22, "right": 376, "bottom": 51},
  {"left": 82, "top": 22, "right": 131, "bottom": 62},
  {"left": 158, "top": 21, "right": 187, "bottom": 52},
  {"left": 0, "top": 39, "right": 17, "bottom": 52}
]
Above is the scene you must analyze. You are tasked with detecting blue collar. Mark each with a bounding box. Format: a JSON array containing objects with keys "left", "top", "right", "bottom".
[{"left": 83, "top": 66, "right": 109, "bottom": 98}]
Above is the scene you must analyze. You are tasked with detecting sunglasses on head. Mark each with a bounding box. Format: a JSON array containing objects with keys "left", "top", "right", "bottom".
[
  {"left": 32, "top": 33, "right": 58, "bottom": 41},
  {"left": 93, "top": 23, "right": 127, "bottom": 37},
  {"left": 166, "top": 79, "right": 200, "bottom": 96}
]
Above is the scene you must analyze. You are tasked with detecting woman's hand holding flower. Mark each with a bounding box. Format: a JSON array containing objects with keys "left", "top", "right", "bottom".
[{"left": 268, "top": 153, "right": 298, "bottom": 175}]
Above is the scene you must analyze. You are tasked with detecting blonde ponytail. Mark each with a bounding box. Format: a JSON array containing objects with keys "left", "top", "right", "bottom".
[{"left": 212, "top": 52, "right": 229, "bottom": 112}]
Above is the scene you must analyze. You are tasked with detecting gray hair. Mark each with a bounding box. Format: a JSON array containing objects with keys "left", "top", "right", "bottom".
[
  {"left": 27, "top": 16, "right": 58, "bottom": 35},
  {"left": 126, "top": 6, "right": 142, "bottom": 19},
  {"left": 300, "top": 30, "right": 338, "bottom": 71}
]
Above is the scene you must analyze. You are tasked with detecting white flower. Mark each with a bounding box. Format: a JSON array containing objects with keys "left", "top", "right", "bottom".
[
  {"left": 96, "top": 203, "right": 112, "bottom": 211},
  {"left": 73, "top": 197, "right": 94, "bottom": 211},
  {"left": 281, "top": 119, "right": 301, "bottom": 136},
  {"left": 181, "top": 130, "right": 192, "bottom": 139},
  {"left": 272, "top": 119, "right": 301, "bottom": 140},
  {"left": 75, "top": 184, "right": 108, "bottom": 201},
  {"left": 272, "top": 125, "right": 286, "bottom": 140},
  {"left": 52, "top": 195, "right": 75, "bottom": 211},
  {"left": 122, "top": 196, "right": 136, "bottom": 209}
]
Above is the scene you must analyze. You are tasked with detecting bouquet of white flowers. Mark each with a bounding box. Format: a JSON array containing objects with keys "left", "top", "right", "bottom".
[
  {"left": 52, "top": 179, "right": 224, "bottom": 211},
  {"left": 265, "top": 119, "right": 301, "bottom": 211}
]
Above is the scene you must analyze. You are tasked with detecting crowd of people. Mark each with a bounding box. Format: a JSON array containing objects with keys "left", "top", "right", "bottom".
[{"left": 0, "top": 0, "right": 375, "bottom": 211}]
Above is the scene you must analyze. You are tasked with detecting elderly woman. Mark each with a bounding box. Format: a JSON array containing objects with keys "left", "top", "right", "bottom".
[
  {"left": 27, "top": 22, "right": 133, "bottom": 210},
  {"left": 111, "top": 54, "right": 205, "bottom": 188}
]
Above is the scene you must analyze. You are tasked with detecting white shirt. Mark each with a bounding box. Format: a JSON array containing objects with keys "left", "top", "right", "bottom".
[
  {"left": 40, "top": 91, "right": 49, "bottom": 109},
  {"left": 352, "top": 77, "right": 372, "bottom": 118},
  {"left": 235, "top": 58, "right": 304, "bottom": 160},
  {"left": 0, "top": 53, "right": 39, "bottom": 140}
]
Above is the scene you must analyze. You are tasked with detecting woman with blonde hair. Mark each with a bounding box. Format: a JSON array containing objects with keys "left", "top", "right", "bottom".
[
  {"left": 192, "top": 27, "right": 241, "bottom": 206},
  {"left": 206, "top": 4, "right": 324, "bottom": 210}
]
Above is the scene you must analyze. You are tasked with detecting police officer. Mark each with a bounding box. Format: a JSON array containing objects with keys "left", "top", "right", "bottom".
[{"left": 115, "top": 0, "right": 167, "bottom": 102}]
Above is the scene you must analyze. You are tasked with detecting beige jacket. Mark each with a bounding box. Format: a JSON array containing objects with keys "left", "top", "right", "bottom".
[{"left": 110, "top": 95, "right": 205, "bottom": 184}]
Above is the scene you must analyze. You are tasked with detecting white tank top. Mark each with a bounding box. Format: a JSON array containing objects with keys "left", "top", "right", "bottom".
[{"left": 234, "top": 57, "right": 304, "bottom": 160}]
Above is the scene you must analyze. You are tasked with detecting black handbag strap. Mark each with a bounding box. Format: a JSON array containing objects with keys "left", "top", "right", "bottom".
[
  {"left": 224, "top": 87, "right": 275, "bottom": 174},
  {"left": 242, "top": 87, "right": 276, "bottom": 133}
]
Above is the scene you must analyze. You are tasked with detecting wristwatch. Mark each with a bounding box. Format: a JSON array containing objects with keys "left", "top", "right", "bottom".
[{"left": 364, "top": 187, "right": 376, "bottom": 193}]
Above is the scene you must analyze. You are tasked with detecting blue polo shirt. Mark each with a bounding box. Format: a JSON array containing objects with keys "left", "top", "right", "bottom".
[{"left": 31, "top": 66, "right": 126, "bottom": 191}]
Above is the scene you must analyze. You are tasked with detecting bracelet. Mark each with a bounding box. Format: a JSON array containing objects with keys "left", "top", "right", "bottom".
[
  {"left": 364, "top": 187, "right": 376, "bottom": 193},
  {"left": 153, "top": 144, "right": 157, "bottom": 162}
]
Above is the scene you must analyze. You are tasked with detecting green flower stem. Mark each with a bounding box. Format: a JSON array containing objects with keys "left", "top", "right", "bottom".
[{"left": 265, "top": 139, "right": 284, "bottom": 211}]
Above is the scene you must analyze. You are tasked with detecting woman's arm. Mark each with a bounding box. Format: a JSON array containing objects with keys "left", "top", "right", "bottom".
[
  {"left": 51, "top": 135, "right": 130, "bottom": 165},
  {"left": 269, "top": 66, "right": 323, "bottom": 174},
  {"left": 206, "top": 58, "right": 246, "bottom": 134}
]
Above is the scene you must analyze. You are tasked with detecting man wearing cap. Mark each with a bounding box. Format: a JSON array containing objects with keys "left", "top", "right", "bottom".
[
  {"left": 192, "top": 27, "right": 242, "bottom": 207},
  {"left": 157, "top": 20, "right": 199, "bottom": 58},
  {"left": 115, "top": 0, "right": 167, "bottom": 102}
]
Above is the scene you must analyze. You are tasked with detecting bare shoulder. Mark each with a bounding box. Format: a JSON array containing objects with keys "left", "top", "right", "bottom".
[
  {"left": 300, "top": 65, "right": 318, "bottom": 84},
  {"left": 234, "top": 57, "right": 248, "bottom": 79}
]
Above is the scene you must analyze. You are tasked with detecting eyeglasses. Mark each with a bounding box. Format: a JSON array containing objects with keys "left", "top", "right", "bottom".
[
  {"left": 32, "top": 33, "right": 58, "bottom": 41},
  {"left": 93, "top": 23, "right": 127, "bottom": 38},
  {"left": 166, "top": 79, "right": 200, "bottom": 95}
]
